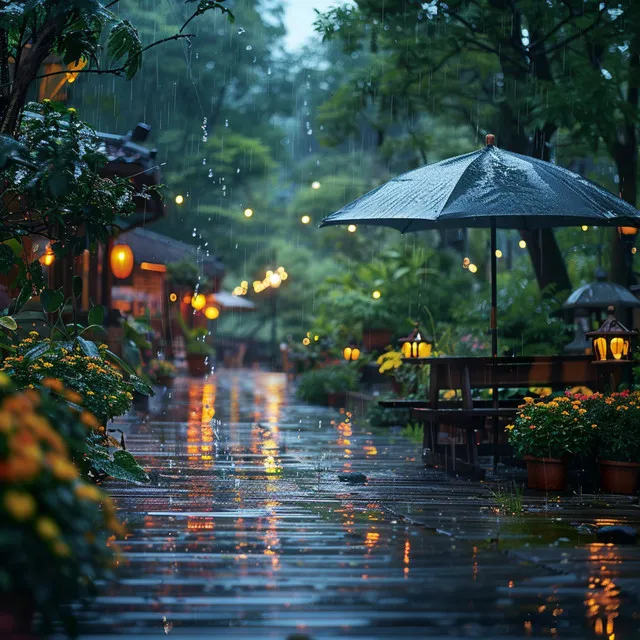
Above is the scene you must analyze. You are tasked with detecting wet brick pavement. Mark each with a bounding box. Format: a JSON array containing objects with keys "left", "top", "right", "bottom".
[{"left": 78, "top": 371, "right": 640, "bottom": 639}]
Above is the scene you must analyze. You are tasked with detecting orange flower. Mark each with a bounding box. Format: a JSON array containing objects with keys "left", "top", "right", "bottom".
[
  {"left": 64, "top": 390, "right": 83, "bottom": 405},
  {"left": 42, "top": 378, "right": 64, "bottom": 393},
  {"left": 80, "top": 411, "right": 100, "bottom": 430},
  {"left": 49, "top": 457, "right": 79, "bottom": 482},
  {"left": 74, "top": 483, "right": 103, "bottom": 502}
]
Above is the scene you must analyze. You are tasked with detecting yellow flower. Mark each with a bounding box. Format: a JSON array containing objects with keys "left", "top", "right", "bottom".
[
  {"left": 524, "top": 397, "right": 534, "bottom": 404},
  {"left": 4, "top": 491, "right": 36, "bottom": 521},
  {"left": 28, "top": 331, "right": 39, "bottom": 337},
  {"left": 35, "top": 516, "right": 60, "bottom": 540},
  {"left": 443, "top": 389, "right": 456, "bottom": 400},
  {"left": 505, "top": 424, "right": 515, "bottom": 431},
  {"left": 74, "top": 483, "right": 103, "bottom": 502},
  {"left": 67, "top": 107, "right": 76, "bottom": 114},
  {"left": 50, "top": 457, "right": 79, "bottom": 482},
  {"left": 591, "top": 424, "right": 598, "bottom": 429}
]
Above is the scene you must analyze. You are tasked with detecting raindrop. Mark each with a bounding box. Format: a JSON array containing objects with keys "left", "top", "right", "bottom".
[
  {"left": 237, "top": 27, "right": 245, "bottom": 35},
  {"left": 246, "top": 45, "right": 252, "bottom": 51},
  {"left": 208, "top": 168, "right": 213, "bottom": 178}
]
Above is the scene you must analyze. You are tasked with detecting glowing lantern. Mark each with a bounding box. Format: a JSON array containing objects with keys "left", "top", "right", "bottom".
[
  {"left": 191, "top": 294, "right": 207, "bottom": 311},
  {"left": 399, "top": 323, "right": 433, "bottom": 359},
  {"left": 41, "top": 245, "right": 55, "bottom": 267},
  {"left": 110, "top": 244, "right": 134, "bottom": 279},
  {"left": 343, "top": 344, "right": 361, "bottom": 362},
  {"left": 586, "top": 306, "right": 637, "bottom": 363},
  {"left": 204, "top": 306, "right": 220, "bottom": 320},
  {"left": 169, "top": 293, "right": 177, "bottom": 302},
  {"left": 618, "top": 226, "right": 638, "bottom": 237}
]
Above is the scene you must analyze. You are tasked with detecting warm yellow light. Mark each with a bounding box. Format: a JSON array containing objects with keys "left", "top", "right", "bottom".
[
  {"left": 191, "top": 293, "right": 207, "bottom": 310},
  {"left": 618, "top": 226, "right": 638, "bottom": 236},
  {"left": 110, "top": 244, "right": 134, "bottom": 279},
  {"left": 244, "top": 208, "right": 254, "bottom": 218},
  {"left": 402, "top": 341, "right": 411, "bottom": 358},
  {"left": 205, "top": 306, "right": 220, "bottom": 320},
  {"left": 169, "top": 293, "right": 177, "bottom": 302},
  {"left": 314, "top": 335, "right": 319, "bottom": 341},
  {"left": 302, "top": 337, "right": 311, "bottom": 345},
  {"left": 418, "top": 342, "right": 432, "bottom": 357},
  {"left": 495, "top": 250, "right": 503, "bottom": 258},
  {"left": 311, "top": 181, "right": 321, "bottom": 190},
  {"left": 372, "top": 290, "right": 381, "bottom": 299},
  {"left": 343, "top": 346, "right": 361, "bottom": 361},
  {"left": 301, "top": 215, "right": 311, "bottom": 224},
  {"left": 269, "top": 273, "right": 282, "bottom": 288},
  {"left": 594, "top": 337, "right": 607, "bottom": 361},
  {"left": 610, "top": 336, "right": 625, "bottom": 360},
  {"left": 175, "top": 194, "right": 184, "bottom": 205},
  {"left": 519, "top": 240, "right": 527, "bottom": 249},
  {"left": 632, "top": 247, "right": 637, "bottom": 254},
  {"left": 182, "top": 294, "right": 192, "bottom": 304},
  {"left": 347, "top": 224, "right": 357, "bottom": 233},
  {"left": 41, "top": 246, "right": 55, "bottom": 267},
  {"left": 462, "top": 257, "right": 470, "bottom": 268},
  {"left": 468, "top": 263, "right": 478, "bottom": 273},
  {"left": 581, "top": 225, "right": 589, "bottom": 231},
  {"left": 65, "top": 59, "right": 87, "bottom": 84},
  {"left": 140, "top": 262, "right": 167, "bottom": 273}
]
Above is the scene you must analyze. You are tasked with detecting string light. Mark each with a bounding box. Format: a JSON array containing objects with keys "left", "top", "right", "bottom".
[
  {"left": 519, "top": 240, "right": 527, "bottom": 249},
  {"left": 468, "top": 264, "right": 478, "bottom": 273},
  {"left": 244, "top": 208, "right": 254, "bottom": 218},
  {"left": 311, "top": 181, "right": 321, "bottom": 190},
  {"left": 372, "top": 290, "right": 381, "bottom": 299},
  {"left": 301, "top": 215, "right": 311, "bottom": 224},
  {"left": 495, "top": 250, "right": 503, "bottom": 258},
  {"left": 347, "top": 224, "right": 357, "bottom": 233},
  {"left": 175, "top": 195, "right": 184, "bottom": 205}
]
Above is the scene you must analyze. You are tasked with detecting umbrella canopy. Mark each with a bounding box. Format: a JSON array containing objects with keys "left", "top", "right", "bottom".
[
  {"left": 321, "top": 135, "right": 640, "bottom": 357},
  {"left": 321, "top": 136, "right": 640, "bottom": 232},
  {"left": 563, "top": 270, "right": 640, "bottom": 310}
]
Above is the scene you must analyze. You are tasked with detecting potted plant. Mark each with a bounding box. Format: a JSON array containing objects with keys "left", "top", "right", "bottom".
[
  {"left": 506, "top": 395, "right": 595, "bottom": 491},
  {"left": 0, "top": 377, "right": 124, "bottom": 636},
  {"left": 148, "top": 359, "right": 178, "bottom": 386},
  {"left": 186, "top": 330, "right": 215, "bottom": 376},
  {"left": 588, "top": 391, "right": 640, "bottom": 495},
  {"left": 296, "top": 363, "right": 359, "bottom": 407}
]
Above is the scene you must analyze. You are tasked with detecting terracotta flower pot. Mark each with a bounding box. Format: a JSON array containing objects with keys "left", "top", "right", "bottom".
[
  {"left": 186, "top": 353, "right": 211, "bottom": 376},
  {"left": 525, "top": 455, "right": 568, "bottom": 491},
  {"left": 600, "top": 460, "right": 640, "bottom": 495}
]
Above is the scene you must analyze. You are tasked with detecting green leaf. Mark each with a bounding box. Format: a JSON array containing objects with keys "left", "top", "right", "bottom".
[
  {"left": 89, "top": 449, "right": 150, "bottom": 484},
  {"left": 40, "top": 288, "right": 64, "bottom": 313},
  {"left": 129, "top": 374, "right": 153, "bottom": 396},
  {"left": 88, "top": 304, "right": 105, "bottom": 326},
  {"left": 14, "top": 281, "right": 32, "bottom": 313},
  {"left": 72, "top": 275, "right": 83, "bottom": 298},
  {"left": 28, "top": 259, "right": 44, "bottom": 292},
  {"left": 0, "top": 245, "right": 16, "bottom": 275},
  {"left": 104, "top": 349, "right": 136, "bottom": 376},
  {"left": 0, "top": 316, "right": 17, "bottom": 331},
  {"left": 76, "top": 336, "right": 100, "bottom": 358},
  {"left": 23, "top": 342, "right": 51, "bottom": 362},
  {"left": 108, "top": 20, "right": 143, "bottom": 79}
]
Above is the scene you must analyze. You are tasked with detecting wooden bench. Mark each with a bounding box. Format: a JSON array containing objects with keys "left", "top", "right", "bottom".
[{"left": 380, "top": 356, "right": 600, "bottom": 477}]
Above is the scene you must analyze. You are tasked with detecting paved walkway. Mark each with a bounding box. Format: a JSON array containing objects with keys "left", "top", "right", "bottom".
[{"left": 79, "top": 372, "right": 640, "bottom": 639}]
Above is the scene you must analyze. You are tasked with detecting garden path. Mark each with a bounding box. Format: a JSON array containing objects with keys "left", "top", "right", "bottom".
[{"left": 78, "top": 371, "right": 640, "bottom": 639}]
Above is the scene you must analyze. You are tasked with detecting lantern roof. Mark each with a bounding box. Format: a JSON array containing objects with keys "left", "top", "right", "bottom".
[
  {"left": 586, "top": 306, "right": 638, "bottom": 338},
  {"left": 563, "top": 270, "right": 640, "bottom": 310},
  {"left": 398, "top": 322, "right": 431, "bottom": 344}
]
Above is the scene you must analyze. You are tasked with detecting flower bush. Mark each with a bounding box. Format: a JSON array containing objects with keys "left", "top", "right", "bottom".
[
  {"left": 506, "top": 395, "right": 596, "bottom": 459},
  {"left": 0, "top": 375, "right": 123, "bottom": 634},
  {"left": 1, "top": 334, "right": 148, "bottom": 424},
  {"left": 296, "top": 363, "right": 359, "bottom": 405},
  {"left": 582, "top": 390, "right": 640, "bottom": 463}
]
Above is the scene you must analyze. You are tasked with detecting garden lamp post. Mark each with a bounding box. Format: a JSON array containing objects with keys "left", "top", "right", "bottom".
[
  {"left": 586, "top": 306, "right": 637, "bottom": 364},
  {"left": 398, "top": 322, "right": 433, "bottom": 359}
]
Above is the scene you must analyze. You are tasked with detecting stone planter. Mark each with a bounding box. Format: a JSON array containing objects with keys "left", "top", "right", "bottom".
[
  {"left": 600, "top": 460, "right": 640, "bottom": 495},
  {"left": 187, "top": 353, "right": 210, "bottom": 377},
  {"left": 525, "top": 455, "right": 568, "bottom": 492}
]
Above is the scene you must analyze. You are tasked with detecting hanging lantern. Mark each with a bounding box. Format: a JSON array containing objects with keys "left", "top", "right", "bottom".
[
  {"left": 110, "top": 244, "right": 134, "bottom": 279},
  {"left": 191, "top": 293, "right": 207, "bottom": 311},
  {"left": 343, "top": 343, "right": 361, "bottom": 362},
  {"left": 204, "top": 306, "right": 220, "bottom": 320},
  {"left": 398, "top": 322, "right": 433, "bottom": 359},
  {"left": 586, "top": 306, "right": 637, "bottom": 363},
  {"left": 618, "top": 226, "right": 638, "bottom": 237}
]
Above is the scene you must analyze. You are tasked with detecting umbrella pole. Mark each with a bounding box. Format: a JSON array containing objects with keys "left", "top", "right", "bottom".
[{"left": 490, "top": 219, "right": 499, "bottom": 473}]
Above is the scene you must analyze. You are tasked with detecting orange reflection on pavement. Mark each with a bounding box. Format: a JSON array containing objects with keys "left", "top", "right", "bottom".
[{"left": 585, "top": 543, "right": 621, "bottom": 638}]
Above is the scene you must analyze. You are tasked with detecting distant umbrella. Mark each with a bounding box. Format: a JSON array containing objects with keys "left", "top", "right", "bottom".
[{"left": 321, "top": 134, "right": 640, "bottom": 356}]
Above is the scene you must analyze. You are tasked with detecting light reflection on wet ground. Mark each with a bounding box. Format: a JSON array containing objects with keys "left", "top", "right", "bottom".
[{"left": 79, "top": 372, "right": 640, "bottom": 639}]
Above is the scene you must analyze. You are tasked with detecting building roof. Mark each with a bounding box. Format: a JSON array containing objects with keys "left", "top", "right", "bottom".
[{"left": 118, "top": 227, "right": 224, "bottom": 279}]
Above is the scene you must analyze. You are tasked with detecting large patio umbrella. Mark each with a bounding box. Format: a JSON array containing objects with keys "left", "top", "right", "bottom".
[{"left": 321, "top": 135, "right": 640, "bottom": 356}]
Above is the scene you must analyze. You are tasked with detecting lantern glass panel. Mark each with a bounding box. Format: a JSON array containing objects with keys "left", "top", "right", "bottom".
[
  {"left": 418, "top": 342, "right": 432, "bottom": 358},
  {"left": 343, "top": 347, "right": 352, "bottom": 361},
  {"left": 402, "top": 342, "right": 411, "bottom": 358},
  {"left": 623, "top": 339, "right": 630, "bottom": 356},
  {"left": 610, "top": 336, "right": 625, "bottom": 360},
  {"left": 594, "top": 337, "right": 607, "bottom": 361},
  {"left": 351, "top": 348, "right": 360, "bottom": 361}
]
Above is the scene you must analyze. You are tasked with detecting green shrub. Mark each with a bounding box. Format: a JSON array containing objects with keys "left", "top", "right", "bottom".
[{"left": 296, "top": 364, "right": 359, "bottom": 405}]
